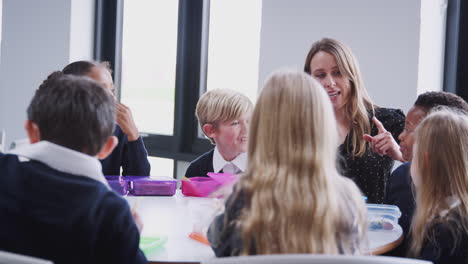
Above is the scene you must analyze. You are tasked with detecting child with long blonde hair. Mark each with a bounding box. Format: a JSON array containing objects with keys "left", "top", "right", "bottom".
[
  {"left": 410, "top": 109, "right": 468, "bottom": 263},
  {"left": 207, "top": 70, "right": 367, "bottom": 256}
]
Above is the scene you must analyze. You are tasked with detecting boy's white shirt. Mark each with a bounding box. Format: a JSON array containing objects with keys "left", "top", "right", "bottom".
[
  {"left": 212, "top": 146, "right": 247, "bottom": 174},
  {"left": 8, "top": 141, "right": 109, "bottom": 188}
]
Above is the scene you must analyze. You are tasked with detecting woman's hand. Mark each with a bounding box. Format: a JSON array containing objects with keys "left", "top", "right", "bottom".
[
  {"left": 363, "top": 117, "right": 405, "bottom": 162},
  {"left": 117, "top": 103, "right": 140, "bottom": 142}
]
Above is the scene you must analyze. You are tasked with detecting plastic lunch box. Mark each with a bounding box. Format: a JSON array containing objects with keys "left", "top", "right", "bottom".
[
  {"left": 366, "top": 204, "right": 402, "bottom": 231},
  {"left": 105, "top": 176, "right": 177, "bottom": 196}
]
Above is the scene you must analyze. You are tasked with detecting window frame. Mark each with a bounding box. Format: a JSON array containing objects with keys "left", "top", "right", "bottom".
[
  {"left": 444, "top": 0, "right": 468, "bottom": 101},
  {"left": 94, "top": 0, "right": 212, "bottom": 163}
]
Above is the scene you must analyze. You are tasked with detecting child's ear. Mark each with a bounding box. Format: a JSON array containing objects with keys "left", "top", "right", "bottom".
[
  {"left": 24, "top": 120, "right": 41, "bottom": 143},
  {"left": 97, "top": 136, "right": 118, "bottom": 160},
  {"left": 202, "top": 124, "right": 217, "bottom": 138}
]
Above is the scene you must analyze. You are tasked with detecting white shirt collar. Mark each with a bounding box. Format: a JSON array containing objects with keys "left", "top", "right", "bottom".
[
  {"left": 212, "top": 147, "right": 247, "bottom": 174},
  {"left": 8, "top": 141, "right": 109, "bottom": 188},
  {"left": 439, "top": 196, "right": 461, "bottom": 217}
]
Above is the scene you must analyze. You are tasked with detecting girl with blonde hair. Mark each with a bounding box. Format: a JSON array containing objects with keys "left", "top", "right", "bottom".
[
  {"left": 207, "top": 70, "right": 368, "bottom": 256},
  {"left": 304, "top": 38, "right": 405, "bottom": 203},
  {"left": 409, "top": 109, "right": 468, "bottom": 263}
]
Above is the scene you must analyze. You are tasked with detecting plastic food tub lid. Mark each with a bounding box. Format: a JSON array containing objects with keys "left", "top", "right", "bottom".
[
  {"left": 366, "top": 203, "right": 402, "bottom": 218},
  {"left": 139, "top": 235, "right": 168, "bottom": 255}
]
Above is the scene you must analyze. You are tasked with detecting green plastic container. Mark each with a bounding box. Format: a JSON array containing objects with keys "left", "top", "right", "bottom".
[{"left": 139, "top": 235, "right": 168, "bottom": 255}]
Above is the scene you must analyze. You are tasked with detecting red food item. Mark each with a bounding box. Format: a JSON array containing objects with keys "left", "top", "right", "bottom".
[
  {"left": 189, "top": 232, "right": 210, "bottom": 246},
  {"left": 382, "top": 221, "right": 394, "bottom": 230}
]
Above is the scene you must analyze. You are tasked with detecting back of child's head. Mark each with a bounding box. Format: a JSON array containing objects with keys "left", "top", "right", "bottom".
[
  {"left": 62, "top": 60, "right": 112, "bottom": 76},
  {"left": 232, "top": 70, "right": 366, "bottom": 255},
  {"left": 415, "top": 91, "right": 468, "bottom": 113},
  {"left": 27, "top": 71, "right": 116, "bottom": 156},
  {"left": 248, "top": 70, "right": 338, "bottom": 169},
  {"left": 410, "top": 109, "right": 468, "bottom": 256},
  {"left": 196, "top": 89, "right": 253, "bottom": 144}
]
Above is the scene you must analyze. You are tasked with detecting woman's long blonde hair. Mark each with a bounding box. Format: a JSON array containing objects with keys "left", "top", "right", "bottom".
[
  {"left": 410, "top": 109, "right": 468, "bottom": 256},
  {"left": 234, "top": 70, "right": 367, "bottom": 255},
  {"left": 304, "top": 38, "right": 374, "bottom": 157}
]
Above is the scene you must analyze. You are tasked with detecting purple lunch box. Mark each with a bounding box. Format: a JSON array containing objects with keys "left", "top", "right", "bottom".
[
  {"left": 126, "top": 176, "right": 177, "bottom": 196},
  {"left": 105, "top": 176, "right": 177, "bottom": 196},
  {"left": 105, "top": 175, "right": 129, "bottom": 195}
]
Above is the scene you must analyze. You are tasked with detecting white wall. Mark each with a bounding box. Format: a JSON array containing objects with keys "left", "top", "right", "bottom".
[
  {"left": 69, "top": 0, "right": 95, "bottom": 62},
  {"left": 258, "top": 0, "right": 421, "bottom": 113},
  {"left": 417, "top": 0, "right": 447, "bottom": 94},
  {"left": 0, "top": 0, "right": 94, "bottom": 148}
]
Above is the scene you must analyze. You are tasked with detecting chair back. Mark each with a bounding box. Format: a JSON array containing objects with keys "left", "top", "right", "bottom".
[
  {"left": 202, "top": 254, "right": 432, "bottom": 264},
  {"left": 0, "top": 250, "right": 53, "bottom": 264}
]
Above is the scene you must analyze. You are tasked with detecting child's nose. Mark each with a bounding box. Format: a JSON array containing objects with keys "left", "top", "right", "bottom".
[{"left": 241, "top": 121, "right": 249, "bottom": 132}]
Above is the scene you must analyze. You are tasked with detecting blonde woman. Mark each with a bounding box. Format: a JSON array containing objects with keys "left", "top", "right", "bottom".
[
  {"left": 207, "top": 71, "right": 368, "bottom": 256},
  {"left": 409, "top": 109, "right": 468, "bottom": 263},
  {"left": 304, "top": 38, "right": 405, "bottom": 203}
]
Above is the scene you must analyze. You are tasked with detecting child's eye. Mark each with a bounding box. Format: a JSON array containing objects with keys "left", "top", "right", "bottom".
[{"left": 231, "top": 121, "right": 240, "bottom": 126}]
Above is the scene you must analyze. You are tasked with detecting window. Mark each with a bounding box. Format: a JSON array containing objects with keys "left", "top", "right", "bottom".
[
  {"left": 121, "top": 0, "right": 179, "bottom": 136},
  {"left": 444, "top": 0, "right": 468, "bottom": 101},
  {"left": 148, "top": 156, "right": 174, "bottom": 177},
  {"left": 205, "top": 0, "right": 262, "bottom": 103},
  {"left": 95, "top": 0, "right": 207, "bottom": 180},
  {"left": 95, "top": 0, "right": 263, "bottom": 174}
]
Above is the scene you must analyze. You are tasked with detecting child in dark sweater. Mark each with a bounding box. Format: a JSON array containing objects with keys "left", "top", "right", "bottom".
[
  {"left": 185, "top": 89, "right": 253, "bottom": 178},
  {"left": 0, "top": 72, "right": 146, "bottom": 263},
  {"left": 63, "top": 61, "right": 150, "bottom": 176}
]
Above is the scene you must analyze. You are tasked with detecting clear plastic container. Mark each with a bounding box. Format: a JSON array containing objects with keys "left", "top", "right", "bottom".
[{"left": 366, "top": 204, "right": 401, "bottom": 231}]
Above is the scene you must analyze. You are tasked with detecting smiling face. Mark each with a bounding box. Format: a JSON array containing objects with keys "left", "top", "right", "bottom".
[
  {"left": 309, "top": 51, "right": 351, "bottom": 112},
  {"left": 209, "top": 112, "right": 251, "bottom": 161},
  {"left": 398, "top": 106, "right": 427, "bottom": 161}
]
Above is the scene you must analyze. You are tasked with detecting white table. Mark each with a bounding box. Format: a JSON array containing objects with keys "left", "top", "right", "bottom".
[{"left": 126, "top": 191, "right": 403, "bottom": 263}]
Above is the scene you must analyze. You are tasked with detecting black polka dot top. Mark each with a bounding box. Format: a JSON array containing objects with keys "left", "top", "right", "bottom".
[{"left": 338, "top": 107, "right": 405, "bottom": 204}]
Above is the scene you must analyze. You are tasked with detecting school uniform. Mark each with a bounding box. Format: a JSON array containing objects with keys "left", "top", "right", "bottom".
[
  {"left": 185, "top": 147, "right": 247, "bottom": 178},
  {"left": 101, "top": 124, "right": 150, "bottom": 176},
  {"left": 0, "top": 141, "right": 146, "bottom": 264},
  {"left": 384, "top": 162, "right": 415, "bottom": 257},
  {"left": 385, "top": 162, "right": 415, "bottom": 235},
  {"left": 418, "top": 200, "right": 468, "bottom": 264},
  {"left": 207, "top": 177, "right": 366, "bottom": 256}
]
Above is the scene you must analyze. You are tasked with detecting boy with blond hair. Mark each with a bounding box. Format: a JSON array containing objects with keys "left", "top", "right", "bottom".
[{"left": 185, "top": 89, "right": 253, "bottom": 178}]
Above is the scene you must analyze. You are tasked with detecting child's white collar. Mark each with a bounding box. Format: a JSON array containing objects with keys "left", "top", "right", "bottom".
[
  {"left": 212, "top": 147, "right": 247, "bottom": 174},
  {"left": 8, "top": 141, "right": 109, "bottom": 188},
  {"left": 439, "top": 196, "right": 461, "bottom": 217}
]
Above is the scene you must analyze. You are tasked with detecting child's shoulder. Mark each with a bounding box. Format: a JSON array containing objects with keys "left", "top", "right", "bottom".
[
  {"left": 185, "top": 149, "right": 215, "bottom": 178},
  {"left": 190, "top": 149, "right": 215, "bottom": 165}
]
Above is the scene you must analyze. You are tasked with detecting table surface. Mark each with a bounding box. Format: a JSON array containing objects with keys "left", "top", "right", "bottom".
[{"left": 126, "top": 191, "right": 402, "bottom": 263}]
